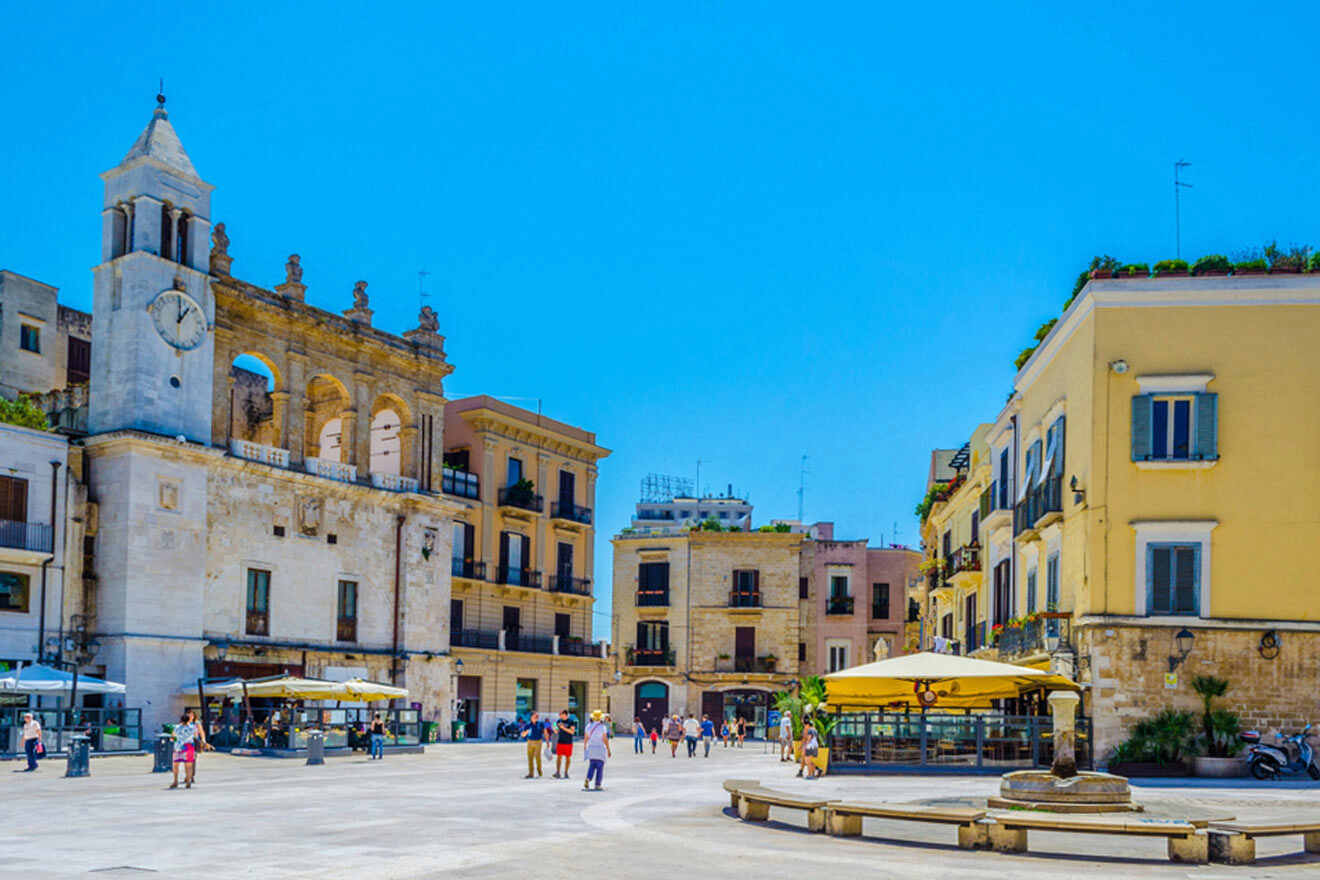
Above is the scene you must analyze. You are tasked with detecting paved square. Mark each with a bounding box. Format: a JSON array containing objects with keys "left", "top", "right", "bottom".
[{"left": 4, "top": 743, "right": 1320, "bottom": 878}]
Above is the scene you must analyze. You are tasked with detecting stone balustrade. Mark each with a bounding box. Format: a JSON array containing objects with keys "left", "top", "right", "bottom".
[
  {"left": 304, "top": 456, "right": 358, "bottom": 483},
  {"left": 370, "top": 471, "right": 420, "bottom": 493},
  {"left": 229, "top": 438, "right": 291, "bottom": 468}
]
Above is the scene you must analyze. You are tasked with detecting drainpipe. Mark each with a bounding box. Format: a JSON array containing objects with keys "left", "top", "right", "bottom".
[
  {"left": 1010, "top": 415, "right": 1019, "bottom": 623},
  {"left": 37, "top": 460, "right": 61, "bottom": 661},
  {"left": 391, "top": 514, "right": 405, "bottom": 684}
]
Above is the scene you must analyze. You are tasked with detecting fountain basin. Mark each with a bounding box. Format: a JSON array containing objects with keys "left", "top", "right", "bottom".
[{"left": 989, "top": 770, "right": 1140, "bottom": 814}]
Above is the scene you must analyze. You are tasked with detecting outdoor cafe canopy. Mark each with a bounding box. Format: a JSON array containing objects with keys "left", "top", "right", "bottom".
[
  {"left": 823, "top": 652, "right": 1080, "bottom": 711},
  {"left": 188, "top": 675, "right": 408, "bottom": 702},
  {"left": 0, "top": 663, "right": 127, "bottom": 695}
]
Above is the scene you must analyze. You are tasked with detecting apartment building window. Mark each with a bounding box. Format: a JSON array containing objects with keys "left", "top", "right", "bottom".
[
  {"left": 245, "top": 568, "right": 270, "bottom": 635},
  {"left": 0, "top": 571, "right": 30, "bottom": 613},
  {"left": 635, "top": 620, "right": 669, "bottom": 664},
  {"left": 555, "top": 612, "right": 571, "bottom": 641},
  {"left": 798, "top": 576, "right": 809, "bottom": 600},
  {"left": 452, "top": 521, "right": 476, "bottom": 578},
  {"left": 336, "top": 579, "right": 358, "bottom": 642},
  {"left": 19, "top": 324, "right": 40, "bottom": 354},
  {"left": 555, "top": 542, "right": 574, "bottom": 591},
  {"left": 638, "top": 562, "right": 670, "bottom": 606},
  {"left": 992, "top": 559, "right": 1012, "bottom": 625},
  {"left": 499, "top": 531, "right": 531, "bottom": 586},
  {"left": 506, "top": 456, "right": 523, "bottom": 487},
  {"left": 798, "top": 641, "right": 806, "bottom": 662},
  {"left": 1046, "top": 553, "right": 1060, "bottom": 612},
  {"left": 444, "top": 449, "right": 470, "bottom": 471},
  {"left": 827, "top": 641, "right": 849, "bottom": 673},
  {"left": 997, "top": 448, "right": 1010, "bottom": 509},
  {"left": 1018, "top": 440, "right": 1041, "bottom": 503},
  {"left": 829, "top": 575, "right": 849, "bottom": 599},
  {"left": 515, "top": 678, "right": 537, "bottom": 718},
  {"left": 450, "top": 599, "right": 463, "bottom": 633},
  {"left": 1148, "top": 544, "right": 1199, "bottom": 615},
  {"left": 67, "top": 336, "right": 91, "bottom": 384},
  {"left": 0, "top": 475, "right": 29, "bottom": 524},
  {"left": 871, "top": 583, "right": 889, "bottom": 619},
  {"left": 1038, "top": 416, "right": 1065, "bottom": 488},
  {"left": 731, "top": 569, "right": 760, "bottom": 606},
  {"left": 1132, "top": 393, "right": 1218, "bottom": 461},
  {"left": 1025, "top": 567, "right": 1037, "bottom": 612},
  {"left": 941, "top": 531, "right": 952, "bottom": 560},
  {"left": 735, "top": 626, "right": 755, "bottom": 671}
]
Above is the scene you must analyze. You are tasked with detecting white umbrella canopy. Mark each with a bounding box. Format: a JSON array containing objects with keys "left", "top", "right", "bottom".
[{"left": 0, "top": 663, "right": 126, "bottom": 694}]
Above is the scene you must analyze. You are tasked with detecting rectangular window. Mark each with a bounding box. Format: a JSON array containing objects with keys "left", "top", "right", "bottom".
[
  {"left": 245, "top": 568, "right": 270, "bottom": 635},
  {"left": 558, "top": 469, "right": 575, "bottom": 508},
  {"left": 829, "top": 575, "right": 849, "bottom": 598},
  {"left": 0, "top": 571, "right": 31, "bottom": 613},
  {"left": 1025, "top": 568, "right": 1037, "bottom": 612},
  {"left": 1133, "top": 393, "right": 1218, "bottom": 461},
  {"left": 555, "top": 612, "right": 571, "bottom": 640},
  {"left": 19, "top": 324, "right": 40, "bottom": 354},
  {"left": 336, "top": 579, "right": 357, "bottom": 642},
  {"left": 731, "top": 569, "right": 760, "bottom": 606},
  {"left": 638, "top": 562, "right": 670, "bottom": 605},
  {"left": 828, "top": 643, "right": 848, "bottom": 673},
  {"left": 799, "top": 576, "right": 809, "bottom": 599},
  {"left": 941, "top": 531, "right": 952, "bottom": 559},
  {"left": 871, "top": 583, "right": 890, "bottom": 619},
  {"left": 970, "top": 511, "right": 979, "bottom": 545},
  {"left": 450, "top": 599, "right": 463, "bottom": 633},
  {"left": 1148, "top": 544, "right": 1199, "bottom": 615},
  {"left": 506, "top": 456, "right": 523, "bottom": 487},
  {"left": 67, "top": 336, "right": 91, "bottom": 384},
  {"left": 798, "top": 641, "right": 806, "bottom": 662},
  {"left": 1046, "top": 553, "right": 1060, "bottom": 612},
  {"left": 735, "top": 626, "right": 755, "bottom": 669},
  {"left": 993, "top": 559, "right": 1012, "bottom": 625},
  {"left": 0, "top": 475, "right": 29, "bottom": 522},
  {"left": 998, "top": 448, "right": 1010, "bottom": 508},
  {"left": 636, "top": 621, "right": 669, "bottom": 662},
  {"left": 515, "top": 678, "right": 537, "bottom": 718}
]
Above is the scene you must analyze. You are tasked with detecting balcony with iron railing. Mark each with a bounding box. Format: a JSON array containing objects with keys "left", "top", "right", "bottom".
[
  {"left": 636, "top": 589, "right": 670, "bottom": 607},
  {"left": 0, "top": 520, "right": 54, "bottom": 554},
  {"left": 496, "top": 566, "right": 542, "bottom": 589},
  {"left": 729, "top": 590, "right": 762, "bottom": 608},
  {"left": 947, "top": 545, "right": 982, "bottom": 588},
  {"left": 450, "top": 559, "right": 487, "bottom": 581},
  {"left": 995, "top": 613, "right": 1071, "bottom": 660},
  {"left": 628, "top": 648, "right": 676, "bottom": 667},
  {"left": 441, "top": 467, "right": 480, "bottom": 500},
  {"left": 558, "top": 637, "right": 606, "bottom": 658},
  {"left": 826, "top": 595, "right": 855, "bottom": 615},
  {"left": 1013, "top": 475, "right": 1063, "bottom": 539},
  {"left": 336, "top": 618, "right": 356, "bottom": 642},
  {"left": 550, "top": 501, "right": 592, "bottom": 525},
  {"left": 505, "top": 632, "right": 555, "bottom": 655},
  {"left": 245, "top": 610, "right": 269, "bottom": 636},
  {"left": 452, "top": 628, "right": 500, "bottom": 650},
  {"left": 549, "top": 574, "right": 593, "bottom": 597},
  {"left": 979, "top": 479, "right": 1013, "bottom": 532},
  {"left": 726, "top": 655, "right": 779, "bottom": 673},
  {"left": 498, "top": 485, "right": 544, "bottom": 513}
]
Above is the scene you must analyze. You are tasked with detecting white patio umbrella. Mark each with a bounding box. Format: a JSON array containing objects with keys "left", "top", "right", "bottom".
[{"left": 0, "top": 663, "right": 126, "bottom": 694}]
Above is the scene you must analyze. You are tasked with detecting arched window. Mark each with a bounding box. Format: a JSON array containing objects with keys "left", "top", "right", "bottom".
[
  {"left": 176, "top": 211, "right": 189, "bottom": 264},
  {"left": 160, "top": 202, "right": 173, "bottom": 261}
]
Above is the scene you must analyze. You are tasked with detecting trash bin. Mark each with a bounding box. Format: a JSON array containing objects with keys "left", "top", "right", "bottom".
[
  {"left": 153, "top": 733, "right": 175, "bottom": 773},
  {"left": 306, "top": 729, "right": 325, "bottom": 765},
  {"left": 451, "top": 720, "right": 466, "bottom": 742},
  {"left": 421, "top": 721, "right": 436, "bottom": 743},
  {"left": 66, "top": 734, "right": 91, "bottom": 778}
]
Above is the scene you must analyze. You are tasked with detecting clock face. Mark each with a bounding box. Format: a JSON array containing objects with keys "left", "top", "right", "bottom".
[{"left": 148, "top": 290, "right": 207, "bottom": 351}]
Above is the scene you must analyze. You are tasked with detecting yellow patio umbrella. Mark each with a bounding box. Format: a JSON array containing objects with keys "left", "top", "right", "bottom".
[
  {"left": 340, "top": 678, "right": 409, "bottom": 702},
  {"left": 189, "top": 676, "right": 350, "bottom": 700},
  {"left": 823, "top": 652, "right": 1079, "bottom": 711}
]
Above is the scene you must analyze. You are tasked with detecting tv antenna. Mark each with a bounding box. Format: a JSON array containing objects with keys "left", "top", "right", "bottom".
[
  {"left": 1174, "top": 160, "right": 1192, "bottom": 259},
  {"left": 796, "top": 454, "right": 808, "bottom": 522}
]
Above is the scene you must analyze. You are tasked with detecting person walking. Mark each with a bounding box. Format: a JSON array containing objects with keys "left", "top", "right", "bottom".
[
  {"left": 20, "top": 712, "right": 42, "bottom": 772},
  {"left": 720, "top": 718, "right": 731, "bottom": 748},
  {"left": 736, "top": 715, "right": 747, "bottom": 748},
  {"left": 700, "top": 714, "right": 715, "bottom": 757},
  {"left": 779, "top": 710, "right": 793, "bottom": 762},
  {"left": 521, "top": 711, "right": 550, "bottom": 778},
  {"left": 632, "top": 717, "right": 646, "bottom": 754},
  {"left": 649, "top": 724, "right": 659, "bottom": 754},
  {"left": 169, "top": 710, "right": 206, "bottom": 789},
  {"left": 682, "top": 713, "right": 700, "bottom": 758},
  {"left": 369, "top": 712, "right": 387, "bottom": 760},
  {"left": 582, "top": 710, "right": 611, "bottom": 791},
  {"left": 553, "top": 709, "right": 577, "bottom": 778},
  {"left": 797, "top": 722, "right": 820, "bottom": 779},
  {"left": 665, "top": 714, "right": 682, "bottom": 757}
]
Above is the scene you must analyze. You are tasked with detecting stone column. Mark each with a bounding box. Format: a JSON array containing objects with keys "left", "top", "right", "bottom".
[
  {"left": 536, "top": 452, "right": 550, "bottom": 583},
  {"left": 285, "top": 352, "right": 308, "bottom": 464},
  {"left": 269, "top": 391, "right": 290, "bottom": 453},
  {"left": 1048, "top": 689, "right": 1081, "bottom": 778},
  {"left": 339, "top": 408, "right": 358, "bottom": 468},
  {"left": 353, "top": 372, "right": 373, "bottom": 476},
  {"left": 416, "top": 390, "right": 446, "bottom": 491},
  {"left": 399, "top": 425, "right": 419, "bottom": 481}
]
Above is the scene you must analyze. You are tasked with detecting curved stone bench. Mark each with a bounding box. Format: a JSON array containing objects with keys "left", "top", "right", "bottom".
[
  {"left": 826, "top": 802, "right": 989, "bottom": 849},
  {"left": 722, "top": 778, "right": 760, "bottom": 810},
  {"left": 1208, "top": 820, "right": 1320, "bottom": 865},
  {"left": 734, "top": 786, "right": 837, "bottom": 833},
  {"left": 989, "top": 812, "right": 1207, "bottom": 863}
]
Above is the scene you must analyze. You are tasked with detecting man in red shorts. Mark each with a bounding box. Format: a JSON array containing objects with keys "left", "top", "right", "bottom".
[{"left": 553, "top": 709, "right": 577, "bottom": 779}]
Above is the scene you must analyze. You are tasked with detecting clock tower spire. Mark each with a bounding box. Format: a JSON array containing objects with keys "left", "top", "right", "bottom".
[{"left": 88, "top": 94, "right": 217, "bottom": 441}]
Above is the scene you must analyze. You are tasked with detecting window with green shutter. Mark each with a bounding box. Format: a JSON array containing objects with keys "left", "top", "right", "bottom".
[
  {"left": 1131, "top": 393, "right": 1218, "bottom": 461},
  {"left": 1147, "top": 543, "right": 1199, "bottom": 615}
]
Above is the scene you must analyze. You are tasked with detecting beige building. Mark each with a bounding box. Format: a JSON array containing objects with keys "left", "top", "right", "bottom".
[
  {"left": 611, "top": 525, "right": 804, "bottom": 735},
  {"left": 442, "top": 396, "right": 612, "bottom": 736}
]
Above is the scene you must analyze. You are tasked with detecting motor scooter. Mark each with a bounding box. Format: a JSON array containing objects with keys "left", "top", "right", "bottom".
[{"left": 1242, "top": 724, "right": 1320, "bottom": 780}]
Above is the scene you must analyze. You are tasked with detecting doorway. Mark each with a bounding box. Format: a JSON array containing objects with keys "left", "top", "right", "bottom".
[
  {"left": 635, "top": 681, "right": 668, "bottom": 732},
  {"left": 457, "top": 675, "right": 481, "bottom": 738}
]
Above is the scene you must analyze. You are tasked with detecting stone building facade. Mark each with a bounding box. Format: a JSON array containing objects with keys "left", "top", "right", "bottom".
[
  {"left": 611, "top": 528, "right": 804, "bottom": 735},
  {"left": 442, "top": 395, "right": 611, "bottom": 737}
]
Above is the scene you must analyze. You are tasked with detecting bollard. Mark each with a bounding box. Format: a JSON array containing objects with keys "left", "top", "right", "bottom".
[
  {"left": 306, "top": 729, "right": 325, "bottom": 766},
  {"left": 153, "top": 733, "right": 175, "bottom": 773},
  {"left": 65, "top": 734, "right": 91, "bottom": 778}
]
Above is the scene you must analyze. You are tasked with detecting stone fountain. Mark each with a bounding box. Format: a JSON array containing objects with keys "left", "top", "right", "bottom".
[{"left": 990, "top": 690, "right": 1138, "bottom": 813}]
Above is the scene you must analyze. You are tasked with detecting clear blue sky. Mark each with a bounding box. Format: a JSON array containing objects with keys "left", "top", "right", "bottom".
[{"left": 2, "top": 3, "right": 1316, "bottom": 638}]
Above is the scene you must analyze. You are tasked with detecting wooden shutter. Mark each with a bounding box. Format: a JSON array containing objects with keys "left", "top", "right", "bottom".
[
  {"left": 1193, "top": 393, "right": 1218, "bottom": 460},
  {"left": 1052, "top": 416, "right": 1066, "bottom": 476},
  {"left": 498, "top": 532, "right": 510, "bottom": 570},
  {"left": 0, "top": 476, "right": 28, "bottom": 522},
  {"left": 1149, "top": 546, "right": 1171, "bottom": 613},
  {"left": 462, "top": 523, "right": 475, "bottom": 563},
  {"left": 1174, "top": 547, "right": 1198, "bottom": 613},
  {"left": 520, "top": 535, "right": 532, "bottom": 571},
  {"left": 636, "top": 621, "right": 648, "bottom": 649},
  {"left": 1131, "top": 395, "right": 1153, "bottom": 460}
]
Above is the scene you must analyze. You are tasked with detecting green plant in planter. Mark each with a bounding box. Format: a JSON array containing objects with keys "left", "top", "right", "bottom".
[
  {"left": 1014, "top": 346, "right": 1037, "bottom": 371},
  {"left": 1233, "top": 258, "right": 1268, "bottom": 274},
  {"left": 1120, "top": 263, "right": 1149, "bottom": 277},
  {"left": 1132, "top": 709, "right": 1198, "bottom": 765},
  {"left": 0, "top": 394, "right": 50, "bottom": 430},
  {"left": 1191, "top": 254, "right": 1232, "bottom": 275},
  {"left": 504, "top": 478, "right": 537, "bottom": 506},
  {"left": 1206, "top": 709, "right": 1242, "bottom": 758},
  {"left": 1191, "top": 674, "right": 1231, "bottom": 756},
  {"left": 1153, "top": 259, "right": 1189, "bottom": 275},
  {"left": 1309, "top": 252, "right": 1320, "bottom": 273}
]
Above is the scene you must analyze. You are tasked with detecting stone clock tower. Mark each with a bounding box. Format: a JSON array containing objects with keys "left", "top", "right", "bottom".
[{"left": 88, "top": 93, "right": 216, "bottom": 442}]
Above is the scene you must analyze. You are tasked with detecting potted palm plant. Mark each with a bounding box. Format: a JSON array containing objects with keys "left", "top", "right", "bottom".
[{"left": 1191, "top": 675, "right": 1244, "bottom": 777}]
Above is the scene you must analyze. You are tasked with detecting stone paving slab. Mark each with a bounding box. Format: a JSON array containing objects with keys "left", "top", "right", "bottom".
[{"left": 3, "top": 743, "right": 1319, "bottom": 878}]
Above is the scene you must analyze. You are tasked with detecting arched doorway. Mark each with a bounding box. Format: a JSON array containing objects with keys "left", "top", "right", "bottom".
[{"left": 634, "top": 681, "right": 668, "bottom": 733}]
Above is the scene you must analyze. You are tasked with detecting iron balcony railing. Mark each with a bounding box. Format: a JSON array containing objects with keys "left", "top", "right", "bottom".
[
  {"left": 336, "top": 618, "right": 356, "bottom": 642},
  {"left": 979, "top": 480, "right": 1012, "bottom": 519},
  {"left": 950, "top": 544, "right": 981, "bottom": 575},
  {"left": 729, "top": 590, "right": 762, "bottom": 608},
  {"left": 826, "top": 595, "right": 855, "bottom": 615},
  {"left": 965, "top": 620, "right": 987, "bottom": 652},
  {"left": 997, "top": 613, "right": 1071, "bottom": 659},
  {"left": 1013, "top": 475, "right": 1063, "bottom": 536},
  {"left": 496, "top": 566, "right": 541, "bottom": 589},
  {"left": 635, "top": 510, "right": 674, "bottom": 521},
  {"left": 549, "top": 574, "right": 592, "bottom": 596},
  {"left": 550, "top": 501, "right": 593, "bottom": 525},
  {"left": 630, "top": 648, "right": 675, "bottom": 666},
  {"left": 733, "top": 656, "right": 779, "bottom": 673},
  {"left": 452, "top": 629, "right": 500, "bottom": 650},
  {"left": 636, "top": 589, "right": 670, "bottom": 607},
  {"left": 451, "top": 558, "right": 487, "bottom": 580},
  {"left": 558, "top": 638, "right": 603, "bottom": 657},
  {"left": 506, "top": 632, "right": 554, "bottom": 655},
  {"left": 245, "top": 610, "right": 269, "bottom": 636},
  {"left": 497, "top": 486, "right": 544, "bottom": 513},
  {"left": 0, "top": 520, "right": 53, "bottom": 553},
  {"left": 441, "top": 467, "right": 480, "bottom": 500}
]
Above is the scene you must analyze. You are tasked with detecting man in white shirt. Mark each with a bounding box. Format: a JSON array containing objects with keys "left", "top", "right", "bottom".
[
  {"left": 779, "top": 710, "right": 793, "bottom": 762},
  {"left": 682, "top": 713, "right": 700, "bottom": 758}
]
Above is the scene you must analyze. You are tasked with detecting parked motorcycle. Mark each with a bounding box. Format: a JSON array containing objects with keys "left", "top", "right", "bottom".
[
  {"left": 1242, "top": 724, "right": 1320, "bottom": 780},
  {"left": 494, "top": 718, "right": 523, "bottom": 741}
]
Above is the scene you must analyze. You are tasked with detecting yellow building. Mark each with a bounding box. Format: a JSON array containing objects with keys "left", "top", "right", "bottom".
[
  {"left": 610, "top": 525, "right": 804, "bottom": 735},
  {"left": 920, "top": 273, "right": 1320, "bottom": 754},
  {"left": 442, "top": 395, "right": 612, "bottom": 736}
]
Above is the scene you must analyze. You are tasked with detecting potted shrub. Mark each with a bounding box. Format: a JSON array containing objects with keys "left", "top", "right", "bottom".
[
  {"left": 1153, "top": 259, "right": 1189, "bottom": 277},
  {"left": 1119, "top": 263, "right": 1149, "bottom": 278},
  {"left": 716, "top": 652, "right": 731, "bottom": 672},
  {"left": 1265, "top": 241, "right": 1307, "bottom": 274},
  {"left": 1106, "top": 709, "right": 1197, "bottom": 776},
  {"left": 1191, "top": 675, "right": 1244, "bottom": 777},
  {"left": 1233, "top": 258, "right": 1268, "bottom": 276},
  {"left": 812, "top": 711, "right": 841, "bottom": 775},
  {"left": 1088, "top": 254, "right": 1120, "bottom": 280},
  {"left": 1191, "top": 254, "right": 1232, "bottom": 276}
]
